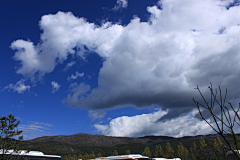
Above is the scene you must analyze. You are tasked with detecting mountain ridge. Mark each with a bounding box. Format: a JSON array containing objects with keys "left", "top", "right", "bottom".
[
  {"left": 26, "top": 133, "right": 221, "bottom": 147},
  {"left": 20, "top": 133, "right": 239, "bottom": 156}
]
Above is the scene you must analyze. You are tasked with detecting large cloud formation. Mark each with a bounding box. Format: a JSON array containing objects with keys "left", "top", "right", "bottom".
[
  {"left": 11, "top": 0, "right": 240, "bottom": 136},
  {"left": 94, "top": 109, "right": 214, "bottom": 137}
]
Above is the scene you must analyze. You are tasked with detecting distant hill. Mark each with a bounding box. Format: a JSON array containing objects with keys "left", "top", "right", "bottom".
[
  {"left": 19, "top": 133, "right": 235, "bottom": 157},
  {"left": 27, "top": 133, "right": 177, "bottom": 147}
]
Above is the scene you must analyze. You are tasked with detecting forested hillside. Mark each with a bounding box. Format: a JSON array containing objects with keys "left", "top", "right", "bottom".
[{"left": 18, "top": 133, "right": 236, "bottom": 160}]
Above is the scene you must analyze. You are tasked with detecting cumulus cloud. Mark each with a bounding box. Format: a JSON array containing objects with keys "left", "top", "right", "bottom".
[
  {"left": 51, "top": 81, "right": 61, "bottom": 93},
  {"left": 95, "top": 108, "right": 240, "bottom": 137},
  {"left": 67, "top": 71, "right": 84, "bottom": 81},
  {"left": 2, "top": 79, "right": 30, "bottom": 94},
  {"left": 63, "top": 0, "right": 240, "bottom": 115},
  {"left": 112, "top": 0, "right": 128, "bottom": 11},
  {"left": 94, "top": 109, "right": 218, "bottom": 137},
  {"left": 64, "top": 61, "right": 76, "bottom": 71},
  {"left": 18, "top": 121, "right": 53, "bottom": 140},
  {"left": 11, "top": 0, "right": 240, "bottom": 136}
]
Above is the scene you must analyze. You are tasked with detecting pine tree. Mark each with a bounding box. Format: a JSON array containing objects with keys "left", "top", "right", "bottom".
[
  {"left": 190, "top": 141, "right": 197, "bottom": 160},
  {"left": 112, "top": 150, "right": 118, "bottom": 156},
  {"left": 73, "top": 155, "right": 77, "bottom": 160},
  {"left": 228, "top": 131, "right": 240, "bottom": 150},
  {"left": 89, "top": 151, "right": 96, "bottom": 159},
  {"left": 66, "top": 154, "right": 78, "bottom": 160},
  {"left": 154, "top": 144, "right": 163, "bottom": 158},
  {"left": 125, "top": 149, "right": 131, "bottom": 155},
  {"left": 214, "top": 137, "right": 224, "bottom": 150},
  {"left": 163, "top": 142, "right": 175, "bottom": 159},
  {"left": 214, "top": 137, "right": 226, "bottom": 160},
  {"left": 97, "top": 152, "right": 102, "bottom": 157},
  {"left": 65, "top": 154, "right": 72, "bottom": 160},
  {"left": 83, "top": 153, "right": 89, "bottom": 160},
  {"left": 77, "top": 153, "right": 83, "bottom": 160},
  {"left": 176, "top": 143, "right": 189, "bottom": 160},
  {"left": 0, "top": 114, "right": 24, "bottom": 160},
  {"left": 142, "top": 146, "right": 152, "bottom": 158},
  {"left": 198, "top": 138, "right": 214, "bottom": 160}
]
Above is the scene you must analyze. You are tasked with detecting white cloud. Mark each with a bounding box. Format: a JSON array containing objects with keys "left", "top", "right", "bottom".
[
  {"left": 11, "top": 40, "right": 57, "bottom": 78},
  {"left": 94, "top": 109, "right": 215, "bottom": 137},
  {"left": 51, "top": 81, "right": 61, "bottom": 93},
  {"left": 11, "top": 0, "right": 240, "bottom": 136},
  {"left": 95, "top": 107, "right": 240, "bottom": 137},
  {"left": 18, "top": 121, "right": 53, "bottom": 140},
  {"left": 2, "top": 79, "right": 30, "bottom": 94},
  {"left": 63, "top": 0, "right": 240, "bottom": 115},
  {"left": 67, "top": 71, "right": 84, "bottom": 81},
  {"left": 112, "top": 0, "right": 128, "bottom": 11},
  {"left": 64, "top": 61, "right": 76, "bottom": 71}
]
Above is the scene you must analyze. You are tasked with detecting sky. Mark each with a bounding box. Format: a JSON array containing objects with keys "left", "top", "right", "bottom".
[{"left": 1, "top": 0, "right": 240, "bottom": 140}]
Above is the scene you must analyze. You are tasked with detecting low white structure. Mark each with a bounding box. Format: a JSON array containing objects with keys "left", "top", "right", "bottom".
[
  {"left": 0, "top": 149, "right": 63, "bottom": 159},
  {"left": 96, "top": 154, "right": 149, "bottom": 160},
  {"left": 152, "top": 158, "right": 181, "bottom": 160},
  {"left": 95, "top": 155, "right": 180, "bottom": 160},
  {"left": 0, "top": 149, "right": 44, "bottom": 155}
]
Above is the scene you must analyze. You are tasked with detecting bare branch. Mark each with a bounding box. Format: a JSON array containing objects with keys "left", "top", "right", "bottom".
[{"left": 193, "top": 84, "right": 240, "bottom": 159}]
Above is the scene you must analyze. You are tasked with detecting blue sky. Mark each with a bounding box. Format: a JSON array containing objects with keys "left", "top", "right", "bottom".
[{"left": 1, "top": 0, "right": 240, "bottom": 140}]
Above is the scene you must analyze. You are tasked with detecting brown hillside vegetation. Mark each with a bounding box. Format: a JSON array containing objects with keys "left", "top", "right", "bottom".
[
  {"left": 27, "top": 133, "right": 177, "bottom": 147},
  {"left": 18, "top": 133, "right": 239, "bottom": 158}
]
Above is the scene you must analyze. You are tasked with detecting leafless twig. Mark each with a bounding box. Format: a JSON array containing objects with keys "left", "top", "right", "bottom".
[{"left": 193, "top": 83, "right": 240, "bottom": 159}]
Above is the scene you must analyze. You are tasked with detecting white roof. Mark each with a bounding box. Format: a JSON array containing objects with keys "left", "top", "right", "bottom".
[
  {"left": 0, "top": 149, "right": 60, "bottom": 158},
  {"left": 98, "top": 154, "right": 149, "bottom": 160},
  {"left": 152, "top": 158, "right": 181, "bottom": 160}
]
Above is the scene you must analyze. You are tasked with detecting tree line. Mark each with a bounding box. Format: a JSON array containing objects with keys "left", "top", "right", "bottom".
[{"left": 65, "top": 136, "right": 236, "bottom": 160}]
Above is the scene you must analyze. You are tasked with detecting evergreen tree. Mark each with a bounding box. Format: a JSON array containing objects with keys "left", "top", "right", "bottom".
[
  {"left": 83, "top": 153, "right": 89, "bottom": 160},
  {"left": 163, "top": 142, "right": 175, "bottom": 159},
  {"left": 73, "top": 155, "right": 77, "bottom": 160},
  {"left": 198, "top": 138, "right": 215, "bottom": 160},
  {"left": 112, "top": 150, "right": 118, "bottom": 156},
  {"left": 190, "top": 141, "right": 197, "bottom": 160},
  {"left": 66, "top": 154, "right": 78, "bottom": 160},
  {"left": 176, "top": 143, "right": 189, "bottom": 160},
  {"left": 198, "top": 138, "right": 208, "bottom": 160},
  {"left": 214, "top": 137, "right": 224, "bottom": 150},
  {"left": 89, "top": 151, "right": 96, "bottom": 159},
  {"left": 228, "top": 131, "right": 240, "bottom": 150},
  {"left": 66, "top": 154, "right": 72, "bottom": 160},
  {"left": 125, "top": 149, "right": 131, "bottom": 155},
  {"left": 0, "top": 114, "right": 24, "bottom": 160},
  {"left": 97, "top": 152, "right": 102, "bottom": 158},
  {"left": 154, "top": 144, "right": 163, "bottom": 158},
  {"left": 213, "top": 137, "right": 226, "bottom": 160},
  {"left": 142, "top": 146, "right": 152, "bottom": 158},
  {"left": 77, "top": 153, "right": 83, "bottom": 160}
]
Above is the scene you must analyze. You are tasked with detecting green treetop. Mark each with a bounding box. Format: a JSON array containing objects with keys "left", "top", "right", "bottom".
[
  {"left": 163, "top": 142, "right": 175, "bottom": 159},
  {"left": 142, "top": 146, "right": 152, "bottom": 158},
  {"left": 154, "top": 144, "right": 163, "bottom": 158},
  {"left": 0, "top": 114, "right": 24, "bottom": 160}
]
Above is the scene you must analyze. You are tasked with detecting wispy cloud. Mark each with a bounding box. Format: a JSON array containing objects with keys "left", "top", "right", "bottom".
[
  {"left": 67, "top": 71, "right": 84, "bottom": 81},
  {"left": 2, "top": 79, "right": 30, "bottom": 94},
  {"left": 51, "top": 81, "right": 60, "bottom": 93},
  {"left": 88, "top": 110, "right": 106, "bottom": 121},
  {"left": 112, "top": 0, "right": 128, "bottom": 11},
  {"left": 64, "top": 61, "right": 76, "bottom": 71},
  {"left": 18, "top": 121, "right": 53, "bottom": 140}
]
